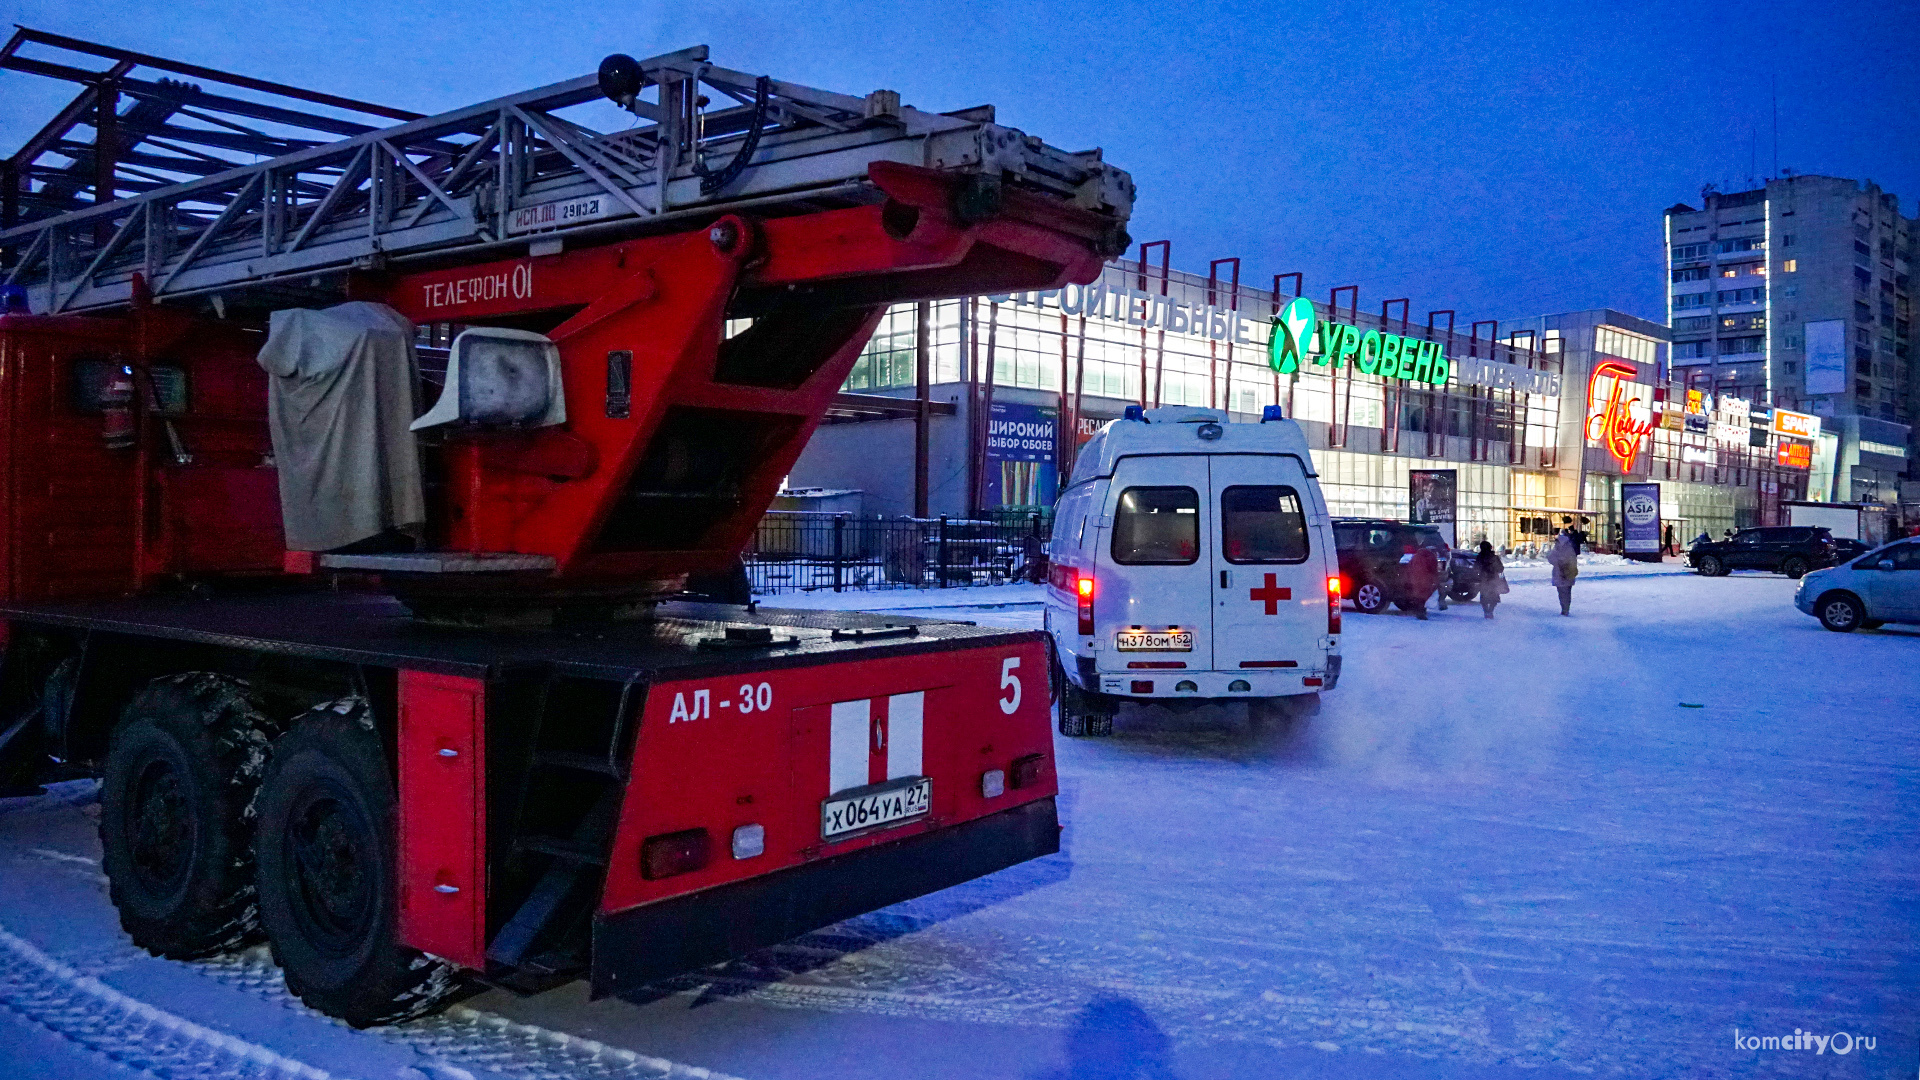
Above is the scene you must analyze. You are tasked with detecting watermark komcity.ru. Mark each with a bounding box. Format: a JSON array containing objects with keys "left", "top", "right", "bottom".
[{"left": 1733, "top": 1028, "right": 1877, "bottom": 1055}]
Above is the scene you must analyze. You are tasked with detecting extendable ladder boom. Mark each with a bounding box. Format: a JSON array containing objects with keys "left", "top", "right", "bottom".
[{"left": 1, "top": 34, "right": 1134, "bottom": 315}]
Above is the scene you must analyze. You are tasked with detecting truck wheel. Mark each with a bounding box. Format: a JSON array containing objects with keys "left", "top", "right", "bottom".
[
  {"left": 255, "top": 703, "right": 463, "bottom": 1027},
  {"left": 1353, "top": 581, "right": 1385, "bottom": 614},
  {"left": 99, "top": 674, "right": 277, "bottom": 959},
  {"left": 1816, "top": 594, "right": 1864, "bottom": 633},
  {"left": 1780, "top": 556, "right": 1809, "bottom": 579}
]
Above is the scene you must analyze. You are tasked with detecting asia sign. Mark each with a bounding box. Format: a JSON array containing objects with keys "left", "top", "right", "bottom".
[
  {"left": 1621, "top": 482, "right": 1662, "bottom": 555},
  {"left": 1268, "top": 296, "right": 1450, "bottom": 387},
  {"left": 1586, "top": 360, "right": 1656, "bottom": 471}
]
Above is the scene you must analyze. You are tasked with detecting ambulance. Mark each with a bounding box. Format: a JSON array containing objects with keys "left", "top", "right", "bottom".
[{"left": 1044, "top": 405, "right": 1341, "bottom": 735}]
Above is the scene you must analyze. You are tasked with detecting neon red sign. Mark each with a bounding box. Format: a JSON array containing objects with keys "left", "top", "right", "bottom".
[{"left": 1586, "top": 360, "right": 1656, "bottom": 471}]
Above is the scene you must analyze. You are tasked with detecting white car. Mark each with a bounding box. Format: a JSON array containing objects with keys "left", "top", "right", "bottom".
[
  {"left": 1794, "top": 540, "right": 1920, "bottom": 632},
  {"left": 1044, "top": 405, "right": 1340, "bottom": 735}
]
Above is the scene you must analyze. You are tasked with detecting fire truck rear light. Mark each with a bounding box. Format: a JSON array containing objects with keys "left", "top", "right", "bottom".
[
  {"left": 730, "top": 824, "right": 765, "bottom": 860},
  {"left": 981, "top": 769, "right": 1006, "bottom": 799},
  {"left": 1009, "top": 753, "right": 1044, "bottom": 789},
  {"left": 640, "top": 828, "right": 711, "bottom": 880}
]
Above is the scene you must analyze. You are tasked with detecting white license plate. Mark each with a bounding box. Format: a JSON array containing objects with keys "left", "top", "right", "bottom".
[
  {"left": 822, "top": 777, "right": 931, "bottom": 839},
  {"left": 1115, "top": 630, "right": 1193, "bottom": 651}
]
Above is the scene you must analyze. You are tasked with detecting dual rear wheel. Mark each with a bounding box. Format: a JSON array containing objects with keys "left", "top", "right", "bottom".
[{"left": 98, "top": 677, "right": 462, "bottom": 1026}]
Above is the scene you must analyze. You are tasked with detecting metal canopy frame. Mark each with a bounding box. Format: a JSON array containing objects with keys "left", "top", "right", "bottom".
[{"left": 1, "top": 30, "right": 1134, "bottom": 316}]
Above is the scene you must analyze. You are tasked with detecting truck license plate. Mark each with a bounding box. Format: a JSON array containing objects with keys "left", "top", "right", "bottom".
[
  {"left": 822, "top": 777, "right": 931, "bottom": 839},
  {"left": 1115, "top": 629, "right": 1193, "bottom": 651}
]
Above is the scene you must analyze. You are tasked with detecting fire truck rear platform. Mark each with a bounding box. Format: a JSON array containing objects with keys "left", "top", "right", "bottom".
[{"left": 0, "top": 590, "right": 1058, "bottom": 1001}]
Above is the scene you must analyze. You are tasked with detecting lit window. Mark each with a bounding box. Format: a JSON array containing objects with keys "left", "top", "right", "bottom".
[{"left": 1781, "top": 259, "right": 1797, "bottom": 273}]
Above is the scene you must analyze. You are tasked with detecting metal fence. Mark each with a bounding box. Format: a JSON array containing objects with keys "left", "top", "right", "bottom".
[{"left": 745, "top": 512, "right": 1051, "bottom": 594}]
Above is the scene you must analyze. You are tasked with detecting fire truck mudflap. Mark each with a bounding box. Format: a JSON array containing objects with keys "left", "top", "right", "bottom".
[{"left": 591, "top": 634, "right": 1059, "bottom": 996}]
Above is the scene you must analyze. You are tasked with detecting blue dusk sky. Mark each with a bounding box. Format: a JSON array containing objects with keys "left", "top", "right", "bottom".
[{"left": 4, "top": 0, "right": 1915, "bottom": 327}]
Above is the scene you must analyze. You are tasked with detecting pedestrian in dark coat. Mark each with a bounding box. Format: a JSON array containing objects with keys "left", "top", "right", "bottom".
[{"left": 1476, "top": 541, "right": 1505, "bottom": 619}]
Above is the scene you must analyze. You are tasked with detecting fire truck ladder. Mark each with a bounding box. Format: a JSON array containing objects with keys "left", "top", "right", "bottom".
[{"left": 0, "top": 29, "right": 1134, "bottom": 316}]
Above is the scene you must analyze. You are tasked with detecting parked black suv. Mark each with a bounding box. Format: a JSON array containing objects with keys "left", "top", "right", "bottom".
[
  {"left": 1332, "top": 518, "right": 1450, "bottom": 614},
  {"left": 1689, "top": 526, "right": 1836, "bottom": 579}
]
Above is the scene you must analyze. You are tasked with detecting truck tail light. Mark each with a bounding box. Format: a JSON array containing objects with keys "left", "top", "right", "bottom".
[
  {"left": 1327, "top": 575, "right": 1342, "bottom": 635},
  {"left": 640, "top": 828, "right": 711, "bottom": 880},
  {"left": 1010, "top": 753, "right": 1045, "bottom": 789},
  {"left": 1076, "top": 574, "right": 1095, "bottom": 636}
]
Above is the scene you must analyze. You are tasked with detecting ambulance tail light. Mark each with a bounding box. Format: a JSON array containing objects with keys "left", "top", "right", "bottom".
[
  {"left": 1327, "top": 575, "right": 1342, "bottom": 635},
  {"left": 1076, "top": 573, "right": 1095, "bottom": 636}
]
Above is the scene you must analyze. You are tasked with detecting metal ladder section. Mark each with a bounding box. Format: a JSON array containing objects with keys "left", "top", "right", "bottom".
[
  {"left": 1, "top": 34, "right": 1134, "bottom": 316},
  {"left": 485, "top": 673, "right": 643, "bottom": 990}
]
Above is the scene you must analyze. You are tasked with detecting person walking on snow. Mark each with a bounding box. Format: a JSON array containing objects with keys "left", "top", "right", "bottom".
[
  {"left": 1476, "top": 540, "right": 1506, "bottom": 619},
  {"left": 1547, "top": 529, "right": 1579, "bottom": 616}
]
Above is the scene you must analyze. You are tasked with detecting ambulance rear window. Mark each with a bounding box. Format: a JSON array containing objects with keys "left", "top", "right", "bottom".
[
  {"left": 1112, "top": 486, "right": 1199, "bottom": 565},
  {"left": 1221, "top": 486, "right": 1308, "bottom": 563}
]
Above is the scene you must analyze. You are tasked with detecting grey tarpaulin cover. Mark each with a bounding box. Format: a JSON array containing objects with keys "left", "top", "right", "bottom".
[{"left": 256, "top": 302, "right": 425, "bottom": 551}]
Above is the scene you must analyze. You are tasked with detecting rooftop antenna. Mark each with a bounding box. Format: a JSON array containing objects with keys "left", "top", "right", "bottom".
[{"left": 1771, "top": 77, "right": 1779, "bottom": 179}]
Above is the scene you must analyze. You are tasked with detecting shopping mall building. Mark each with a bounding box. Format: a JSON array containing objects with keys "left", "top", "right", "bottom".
[{"left": 789, "top": 257, "right": 1823, "bottom": 549}]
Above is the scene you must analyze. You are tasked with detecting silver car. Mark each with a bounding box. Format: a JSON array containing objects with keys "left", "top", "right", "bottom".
[{"left": 1794, "top": 540, "right": 1920, "bottom": 632}]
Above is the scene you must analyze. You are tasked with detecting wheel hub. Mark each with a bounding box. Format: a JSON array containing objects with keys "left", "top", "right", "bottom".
[
  {"left": 129, "top": 758, "right": 191, "bottom": 895},
  {"left": 288, "top": 794, "right": 374, "bottom": 951}
]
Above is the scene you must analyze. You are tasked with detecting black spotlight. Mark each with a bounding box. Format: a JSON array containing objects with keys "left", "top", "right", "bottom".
[{"left": 598, "top": 54, "right": 643, "bottom": 107}]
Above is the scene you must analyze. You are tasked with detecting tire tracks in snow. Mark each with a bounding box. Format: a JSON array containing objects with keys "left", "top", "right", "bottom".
[
  {"left": 0, "top": 923, "right": 337, "bottom": 1080},
  {"left": 0, "top": 854, "right": 742, "bottom": 1080},
  {"left": 190, "top": 948, "right": 744, "bottom": 1080}
]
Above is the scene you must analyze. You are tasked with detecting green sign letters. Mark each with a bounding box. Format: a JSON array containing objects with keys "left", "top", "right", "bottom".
[{"left": 1268, "top": 301, "right": 1451, "bottom": 387}]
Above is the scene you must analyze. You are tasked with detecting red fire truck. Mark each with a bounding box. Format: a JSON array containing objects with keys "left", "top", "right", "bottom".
[{"left": 0, "top": 31, "right": 1132, "bottom": 1025}]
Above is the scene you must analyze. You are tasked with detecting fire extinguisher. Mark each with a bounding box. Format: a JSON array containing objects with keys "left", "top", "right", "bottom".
[{"left": 101, "top": 366, "right": 135, "bottom": 449}]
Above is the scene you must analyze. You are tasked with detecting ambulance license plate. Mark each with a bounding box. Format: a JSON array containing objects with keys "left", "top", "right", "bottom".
[
  {"left": 1115, "top": 629, "right": 1193, "bottom": 651},
  {"left": 822, "top": 777, "right": 931, "bottom": 839}
]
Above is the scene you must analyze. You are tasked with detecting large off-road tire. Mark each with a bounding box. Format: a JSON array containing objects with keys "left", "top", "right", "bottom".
[
  {"left": 255, "top": 701, "right": 463, "bottom": 1027},
  {"left": 99, "top": 674, "right": 277, "bottom": 959},
  {"left": 1816, "top": 593, "right": 1864, "bottom": 633},
  {"left": 1780, "top": 556, "right": 1809, "bottom": 579},
  {"left": 1353, "top": 581, "right": 1386, "bottom": 614}
]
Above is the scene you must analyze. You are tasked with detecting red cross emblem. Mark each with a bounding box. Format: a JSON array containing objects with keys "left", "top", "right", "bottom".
[{"left": 1249, "top": 573, "right": 1291, "bottom": 614}]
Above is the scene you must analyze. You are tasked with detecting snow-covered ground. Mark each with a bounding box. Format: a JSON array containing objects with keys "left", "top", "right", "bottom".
[{"left": 3, "top": 570, "right": 1915, "bottom": 1079}]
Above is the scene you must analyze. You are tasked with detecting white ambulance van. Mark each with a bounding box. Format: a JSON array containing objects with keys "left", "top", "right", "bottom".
[{"left": 1044, "top": 405, "right": 1340, "bottom": 736}]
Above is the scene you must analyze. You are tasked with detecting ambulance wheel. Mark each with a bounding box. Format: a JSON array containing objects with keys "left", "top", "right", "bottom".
[
  {"left": 1353, "top": 581, "right": 1385, "bottom": 614},
  {"left": 255, "top": 703, "right": 463, "bottom": 1027},
  {"left": 1057, "top": 683, "right": 1113, "bottom": 738},
  {"left": 99, "top": 674, "right": 277, "bottom": 959}
]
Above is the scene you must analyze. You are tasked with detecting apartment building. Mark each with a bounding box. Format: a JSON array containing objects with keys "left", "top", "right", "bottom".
[{"left": 1665, "top": 175, "right": 1916, "bottom": 502}]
